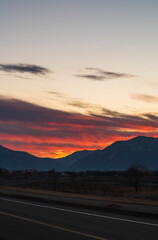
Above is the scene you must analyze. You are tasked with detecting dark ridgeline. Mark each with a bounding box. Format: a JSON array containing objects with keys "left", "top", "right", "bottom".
[
  {"left": 0, "top": 145, "right": 64, "bottom": 171},
  {"left": 0, "top": 136, "right": 158, "bottom": 171},
  {"left": 70, "top": 136, "right": 158, "bottom": 171}
]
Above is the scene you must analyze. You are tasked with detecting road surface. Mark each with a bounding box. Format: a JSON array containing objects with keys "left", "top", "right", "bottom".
[{"left": 0, "top": 196, "right": 158, "bottom": 240}]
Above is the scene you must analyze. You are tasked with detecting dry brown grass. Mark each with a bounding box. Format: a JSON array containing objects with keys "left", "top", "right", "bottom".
[{"left": 1, "top": 185, "right": 158, "bottom": 206}]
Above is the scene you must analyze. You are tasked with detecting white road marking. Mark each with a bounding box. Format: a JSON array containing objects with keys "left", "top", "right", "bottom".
[{"left": 0, "top": 196, "right": 158, "bottom": 227}]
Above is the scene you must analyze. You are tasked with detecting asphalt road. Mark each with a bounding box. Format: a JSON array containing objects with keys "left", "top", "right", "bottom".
[{"left": 0, "top": 197, "right": 158, "bottom": 240}]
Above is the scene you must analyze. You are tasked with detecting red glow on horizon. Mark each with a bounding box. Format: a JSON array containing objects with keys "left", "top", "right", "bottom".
[
  {"left": 1, "top": 133, "right": 157, "bottom": 159},
  {"left": 0, "top": 97, "right": 158, "bottom": 158}
]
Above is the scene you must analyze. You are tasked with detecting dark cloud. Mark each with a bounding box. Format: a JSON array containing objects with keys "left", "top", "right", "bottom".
[
  {"left": 0, "top": 64, "right": 50, "bottom": 75},
  {"left": 131, "top": 93, "right": 158, "bottom": 103},
  {"left": 75, "top": 68, "right": 134, "bottom": 81},
  {"left": 0, "top": 97, "right": 75, "bottom": 124},
  {"left": 0, "top": 96, "right": 158, "bottom": 130},
  {"left": 76, "top": 74, "right": 104, "bottom": 81}
]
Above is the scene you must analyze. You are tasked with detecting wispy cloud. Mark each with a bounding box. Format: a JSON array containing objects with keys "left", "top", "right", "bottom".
[
  {"left": 69, "top": 100, "right": 96, "bottom": 109},
  {"left": 0, "top": 63, "right": 50, "bottom": 75},
  {"left": 47, "top": 91, "right": 105, "bottom": 114},
  {"left": 131, "top": 93, "right": 158, "bottom": 103},
  {"left": 47, "top": 91, "right": 66, "bottom": 97},
  {"left": 75, "top": 68, "right": 134, "bottom": 81}
]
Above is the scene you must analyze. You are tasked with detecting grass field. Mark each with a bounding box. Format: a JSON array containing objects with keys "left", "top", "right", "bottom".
[{"left": 1, "top": 169, "right": 158, "bottom": 206}]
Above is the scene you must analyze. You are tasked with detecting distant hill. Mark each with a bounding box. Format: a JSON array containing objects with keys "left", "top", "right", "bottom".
[
  {"left": 56, "top": 150, "right": 95, "bottom": 166},
  {"left": 0, "top": 145, "right": 94, "bottom": 171},
  {"left": 70, "top": 136, "right": 158, "bottom": 171},
  {"left": 0, "top": 136, "right": 158, "bottom": 171},
  {"left": 0, "top": 145, "right": 65, "bottom": 171}
]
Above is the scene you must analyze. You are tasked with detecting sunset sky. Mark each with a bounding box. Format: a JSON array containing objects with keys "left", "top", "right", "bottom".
[{"left": 1, "top": 0, "right": 158, "bottom": 158}]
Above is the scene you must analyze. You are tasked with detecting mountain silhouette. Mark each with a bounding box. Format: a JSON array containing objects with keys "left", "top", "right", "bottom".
[
  {"left": 0, "top": 136, "right": 158, "bottom": 171},
  {"left": 0, "top": 145, "right": 64, "bottom": 171},
  {"left": 70, "top": 136, "right": 158, "bottom": 171}
]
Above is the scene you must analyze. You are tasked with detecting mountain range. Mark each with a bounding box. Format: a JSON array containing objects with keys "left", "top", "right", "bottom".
[{"left": 0, "top": 136, "right": 158, "bottom": 171}]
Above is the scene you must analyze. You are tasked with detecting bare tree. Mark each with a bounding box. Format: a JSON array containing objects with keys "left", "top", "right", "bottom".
[{"left": 126, "top": 164, "right": 147, "bottom": 192}]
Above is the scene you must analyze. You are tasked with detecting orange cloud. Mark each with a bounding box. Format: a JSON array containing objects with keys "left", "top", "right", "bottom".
[{"left": 0, "top": 97, "right": 158, "bottom": 158}]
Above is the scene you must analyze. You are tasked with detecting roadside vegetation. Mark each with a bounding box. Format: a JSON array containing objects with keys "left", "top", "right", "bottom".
[{"left": 0, "top": 166, "right": 158, "bottom": 203}]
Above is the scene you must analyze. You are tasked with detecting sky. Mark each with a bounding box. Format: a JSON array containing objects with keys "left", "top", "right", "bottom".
[{"left": 0, "top": 0, "right": 158, "bottom": 158}]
